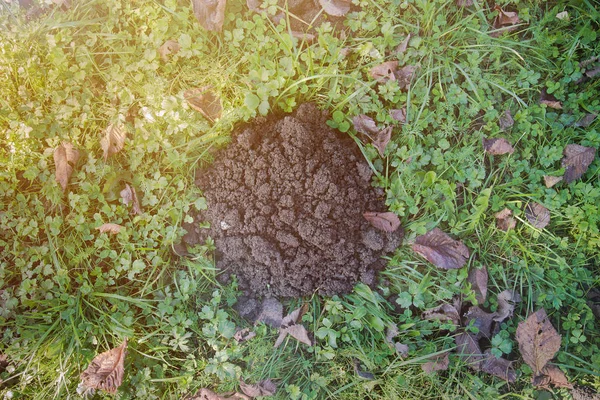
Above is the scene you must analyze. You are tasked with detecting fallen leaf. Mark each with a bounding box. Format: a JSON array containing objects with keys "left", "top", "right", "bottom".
[
  {"left": 96, "top": 223, "right": 124, "bottom": 235},
  {"left": 185, "top": 87, "right": 222, "bottom": 121},
  {"left": 499, "top": 109, "right": 514, "bottom": 130},
  {"left": 239, "top": 379, "right": 277, "bottom": 397},
  {"left": 540, "top": 89, "right": 563, "bottom": 109},
  {"left": 290, "top": 31, "right": 316, "bottom": 43},
  {"left": 412, "top": 228, "right": 470, "bottom": 270},
  {"left": 464, "top": 306, "right": 495, "bottom": 339},
  {"left": 394, "top": 65, "right": 417, "bottom": 89},
  {"left": 525, "top": 202, "right": 550, "bottom": 229},
  {"left": 543, "top": 175, "right": 563, "bottom": 188},
  {"left": 421, "top": 352, "right": 449, "bottom": 374},
  {"left": 373, "top": 126, "right": 392, "bottom": 157},
  {"left": 456, "top": 0, "right": 473, "bottom": 6},
  {"left": 422, "top": 303, "right": 461, "bottom": 327},
  {"left": 482, "top": 137, "right": 514, "bottom": 155},
  {"left": 385, "top": 324, "right": 409, "bottom": 356},
  {"left": 390, "top": 108, "right": 406, "bottom": 123},
  {"left": 363, "top": 211, "right": 401, "bottom": 233},
  {"left": 491, "top": 6, "right": 519, "bottom": 37},
  {"left": 395, "top": 34, "right": 411, "bottom": 55},
  {"left": 532, "top": 364, "right": 573, "bottom": 390},
  {"left": 468, "top": 266, "right": 488, "bottom": 304},
  {"left": 318, "top": 0, "right": 351, "bottom": 16},
  {"left": 120, "top": 184, "right": 143, "bottom": 215},
  {"left": 101, "top": 124, "right": 126, "bottom": 161},
  {"left": 394, "top": 342, "right": 409, "bottom": 357},
  {"left": 370, "top": 61, "right": 398, "bottom": 83},
  {"left": 192, "top": 0, "right": 226, "bottom": 32},
  {"left": 574, "top": 113, "right": 597, "bottom": 128},
  {"left": 495, "top": 208, "right": 516, "bottom": 231},
  {"left": 353, "top": 359, "right": 375, "bottom": 380},
  {"left": 158, "top": 39, "right": 180, "bottom": 61},
  {"left": 586, "top": 66, "right": 600, "bottom": 79},
  {"left": 516, "top": 308, "right": 561, "bottom": 375},
  {"left": 455, "top": 332, "right": 482, "bottom": 369},
  {"left": 352, "top": 115, "right": 378, "bottom": 135},
  {"left": 494, "top": 290, "right": 521, "bottom": 322},
  {"left": 555, "top": 11, "right": 569, "bottom": 20},
  {"left": 233, "top": 328, "right": 256, "bottom": 343},
  {"left": 561, "top": 144, "right": 596, "bottom": 183},
  {"left": 480, "top": 349, "right": 516, "bottom": 382},
  {"left": 79, "top": 338, "right": 127, "bottom": 396},
  {"left": 186, "top": 389, "right": 249, "bottom": 400},
  {"left": 281, "top": 304, "right": 308, "bottom": 328},
  {"left": 54, "top": 142, "right": 80, "bottom": 191},
  {"left": 246, "top": 0, "right": 260, "bottom": 12},
  {"left": 255, "top": 298, "right": 283, "bottom": 328},
  {"left": 274, "top": 324, "right": 312, "bottom": 348}
]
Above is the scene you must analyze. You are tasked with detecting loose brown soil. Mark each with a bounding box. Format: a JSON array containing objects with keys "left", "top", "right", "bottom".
[{"left": 183, "top": 104, "right": 402, "bottom": 297}]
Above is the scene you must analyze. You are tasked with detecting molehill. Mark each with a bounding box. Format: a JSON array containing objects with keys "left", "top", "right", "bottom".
[{"left": 183, "top": 103, "right": 402, "bottom": 297}]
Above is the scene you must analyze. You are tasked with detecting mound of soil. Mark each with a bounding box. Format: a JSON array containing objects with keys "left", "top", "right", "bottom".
[{"left": 183, "top": 104, "right": 402, "bottom": 297}]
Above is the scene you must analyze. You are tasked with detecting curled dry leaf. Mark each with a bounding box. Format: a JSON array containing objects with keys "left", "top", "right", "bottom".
[
  {"left": 495, "top": 208, "right": 516, "bottom": 231},
  {"left": 158, "top": 39, "right": 180, "bottom": 62},
  {"left": 185, "top": 87, "right": 222, "bottom": 122},
  {"left": 363, "top": 211, "right": 401, "bottom": 233},
  {"left": 421, "top": 352, "right": 449, "bottom": 374},
  {"left": 574, "top": 113, "right": 597, "bottom": 128},
  {"left": 79, "top": 338, "right": 127, "bottom": 395},
  {"left": 515, "top": 308, "right": 561, "bottom": 375},
  {"left": 274, "top": 304, "right": 311, "bottom": 348},
  {"left": 525, "top": 202, "right": 550, "bottom": 229},
  {"left": 422, "top": 303, "right": 461, "bottom": 327},
  {"left": 373, "top": 126, "right": 392, "bottom": 157},
  {"left": 455, "top": 332, "right": 483, "bottom": 369},
  {"left": 395, "top": 65, "right": 416, "bottom": 89},
  {"left": 544, "top": 175, "right": 563, "bottom": 188},
  {"left": 96, "top": 223, "right": 124, "bottom": 235},
  {"left": 120, "top": 184, "right": 143, "bottom": 215},
  {"left": 561, "top": 144, "right": 596, "bottom": 183},
  {"left": 468, "top": 265, "right": 488, "bottom": 305},
  {"left": 395, "top": 34, "right": 411, "bottom": 55},
  {"left": 499, "top": 109, "right": 514, "bottom": 130},
  {"left": 370, "top": 61, "right": 398, "bottom": 83},
  {"left": 352, "top": 114, "right": 378, "bottom": 136},
  {"left": 464, "top": 306, "right": 495, "bottom": 340},
  {"left": 54, "top": 142, "right": 80, "bottom": 191},
  {"left": 532, "top": 364, "right": 573, "bottom": 390},
  {"left": 390, "top": 108, "right": 406, "bottom": 123},
  {"left": 192, "top": 0, "right": 226, "bottom": 32},
  {"left": 101, "top": 124, "right": 126, "bottom": 161},
  {"left": 318, "top": 0, "right": 351, "bottom": 17},
  {"left": 491, "top": 5, "right": 520, "bottom": 37},
  {"left": 482, "top": 137, "right": 514, "bottom": 155},
  {"left": 385, "top": 324, "right": 409, "bottom": 356},
  {"left": 540, "top": 89, "right": 563, "bottom": 110},
  {"left": 494, "top": 290, "right": 521, "bottom": 322},
  {"left": 233, "top": 328, "right": 256, "bottom": 343},
  {"left": 239, "top": 379, "right": 277, "bottom": 398},
  {"left": 412, "top": 228, "right": 470, "bottom": 270},
  {"left": 480, "top": 349, "right": 516, "bottom": 382}
]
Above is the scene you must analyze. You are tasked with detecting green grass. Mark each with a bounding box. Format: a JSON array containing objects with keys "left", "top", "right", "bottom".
[{"left": 1, "top": 0, "right": 599, "bottom": 398}]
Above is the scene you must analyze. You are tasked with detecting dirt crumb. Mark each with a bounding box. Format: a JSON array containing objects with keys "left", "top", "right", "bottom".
[{"left": 184, "top": 103, "right": 402, "bottom": 297}]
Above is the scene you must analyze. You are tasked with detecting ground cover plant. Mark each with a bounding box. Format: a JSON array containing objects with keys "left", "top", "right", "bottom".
[{"left": 0, "top": 0, "right": 599, "bottom": 399}]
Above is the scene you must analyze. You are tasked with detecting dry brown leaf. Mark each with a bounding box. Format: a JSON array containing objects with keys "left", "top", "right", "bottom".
[
  {"left": 120, "top": 184, "right": 143, "bottom": 215},
  {"left": 480, "top": 349, "right": 516, "bottom": 382},
  {"left": 482, "top": 137, "right": 514, "bottom": 155},
  {"left": 491, "top": 6, "right": 520, "bottom": 37},
  {"left": 370, "top": 61, "right": 398, "bottom": 83},
  {"left": 468, "top": 266, "right": 488, "bottom": 304},
  {"left": 495, "top": 208, "right": 516, "bottom": 231},
  {"left": 455, "top": 332, "right": 483, "bottom": 369},
  {"left": 574, "top": 113, "right": 597, "bottom": 128},
  {"left": 185, "top": 87, "right": 222, "bottom": 122},
  {"left": 412, "top": 228, "right": 470, "bottom": 270},
  {"left": 395, "top": 34, "right": 411, "bottom": 55},
  {"left": 363, "top": 211, "right": 401, "bottom": 233},
  {"left": 586, "top": 66, "right": 600, "bottom": 79},
  {"left": 192, "top": 0, "right": 226, "bottom": 32},
  {"left": 464, "top": 306, "right": 495, "bottom": 340},
  {"left": 373, "top": 126, "right": 392, "bottom": 157},
  {"left": 543, "top": 175, "right": 563, "bottom": 188},
  {"left": 525, "top": 202, "right": 550, "bottom": 229},
  {"left": 274, "top": 324, "right": 312, "bottom": 348},
  {"left": 390, "top": 108, "right": 406, "bottom": 123},
  {"left": 246, "top": 0, "right": 260, "bottom": 12},
  {"left": 186, "top": 389, "right": 250, "bottom": 400},
  {"left": 54, "top": 142, "right": 80, "bottom": 191},
  {"left": 96, "top": 223, "right": 124, "bottom": 235},
  {"left": 101, "top": 124, "right": 126, "bottom": 161},
  {"left": 561, "top": 144, "right": 596, "bottom": 183},
  {"left": 290, "top": 31, "right": 316, "bottom": 43},
  {"left": 281, "top": 304, "right": 308, "bottom": 328},
  {"left": 532, "top": 364, "right": 573, "bottom": 390},
  {"left": 79, "top": 338, "right": 127, "bottom": 395},
  {"left": 352, "top": 115, "right": 378, "bottom": 135},
  {"left": 239, "top": 379, "right": 277, "bottom": 397},
  {"left": 499, "top": 109, "right": 514, "bottom": 130},
  {"left": 516, "top": 308, "right": 561, "bottom": 375},
  {"left": 158, "top": 39, "right": 180, "bottom": 62},
  {"left": 456, "top": 0, "right": 473, "bottom": 6},
  {"left": 422, "top": 303, "right": 461, "bottom": 327},
  {"left": 540, "top": 89, "right": 563, "bottom": 109},
  {"left": 233, "top": 328, "right": 256, "bottom": 343},
  {"left": 494, "top": 290, "right": 521, "bottom": 322},
  {"left": 421, "top": 352, "right": 449, "bottom": 374},
  {"left": 395, "top": 65, "right": 416, "bottom": 89},
  {"left": 318, "top": 0, "right": 351, "bottom": 16},
  {"left": 384, "top": 324, "right": 408, "bottom": 356}
]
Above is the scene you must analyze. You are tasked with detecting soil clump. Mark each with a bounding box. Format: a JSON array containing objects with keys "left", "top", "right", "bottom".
[{"left": 183, "top": 103, "right": 402, "bottom": 297}]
